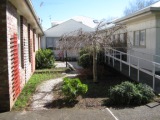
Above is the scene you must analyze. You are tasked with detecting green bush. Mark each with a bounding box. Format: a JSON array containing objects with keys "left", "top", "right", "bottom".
[
  {"left": 109, "top": 81, "right": 155, "bottom": 105},
  {"left": 136, "top": 83, "right": 155, "bottom": 104},
  {"left": 78, "top": 48, "right": 105, "bottom": 68},
  {"left": 36, "top": 49, "right": 55, "bottom": 69},
  {"left": 78, "top": 54, "right": 92, "bottom": 68},
  {"left": 61, "top": 77, "right": 88, "bottom": 101}
]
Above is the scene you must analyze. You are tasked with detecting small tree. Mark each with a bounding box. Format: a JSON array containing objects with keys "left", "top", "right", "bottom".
[{"left": 59, "top": 22, "right": 127, "bottom": 82}]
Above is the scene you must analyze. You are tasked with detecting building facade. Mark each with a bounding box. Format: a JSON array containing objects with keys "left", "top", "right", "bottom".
[
  {"left": 0, "top": 0, "right": 43, "bottom": 112},
  {"left": 41, "top": 18, "right": 96, "bottom": 59},
  {"left": 105, "top": 1, "right": 160, "bottom": 71}
]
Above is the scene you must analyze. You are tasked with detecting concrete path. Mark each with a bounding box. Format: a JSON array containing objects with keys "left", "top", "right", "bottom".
[
  {"left": 28, "top": 62, "right": 79, "bottom": 110},
  {"left": 0, "top": 109, "right": 115, "bottom": 120},
  {"left": 67, "top": 62, "right": 82, "bottom": 70},
  {"left": 109, "top": 102, "right": 160, "bottom": 120},
  {"left": 28, "top": 77, "right": 64, "bottom": 110},
  {"left": 55, "top": 61, "right": 66, "bottom": 68},
  {"left": 29, "top": 73, "right": 78, "bottom": 110}
]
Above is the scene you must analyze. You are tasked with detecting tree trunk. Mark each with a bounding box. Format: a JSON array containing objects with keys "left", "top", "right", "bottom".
[
  {"left": 65, "top": 50, "right": 68, "bottom": 67},
  {"left": 93, "top": 41, "right": 98, "bottom": 83}
]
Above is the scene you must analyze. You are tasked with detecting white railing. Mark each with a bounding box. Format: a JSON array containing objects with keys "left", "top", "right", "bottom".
[{"left": 105, "top": 47, "right": 160, "bottom": 91}]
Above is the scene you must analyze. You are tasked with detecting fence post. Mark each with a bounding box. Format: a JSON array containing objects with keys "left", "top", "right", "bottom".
[
  {"left": 153, "top": 63, "right": 155, "bottom": 90},
  {"left": 129, "top": 53, "right": 131, "bottom": 76},
  {"left": 108, "top": 49, "right": 110, "bottom": 64},
  {"left": 113, "top": 49, "right": 114, "bottom": 67},
  {"left": 137, "top": 58, "right": 140, "bottom": 82},
  {"left": 120, "top": 52, "right": 122, "bottom": 71},
  {"left": 105, "top": 47, "right": 106, "bottom": 63}
]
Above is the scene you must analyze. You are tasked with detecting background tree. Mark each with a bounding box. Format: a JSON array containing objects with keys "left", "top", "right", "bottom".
[
  {"left": 59, "top": 22, "right": 126, "bottom": 82},
  {"left": 124, "top": 0, "right": 157, "bottom": 16}
]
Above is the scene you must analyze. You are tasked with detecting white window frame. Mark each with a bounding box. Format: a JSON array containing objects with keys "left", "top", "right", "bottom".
[{"left": 134, "top": 30, "right": 146, "bottom": 47}]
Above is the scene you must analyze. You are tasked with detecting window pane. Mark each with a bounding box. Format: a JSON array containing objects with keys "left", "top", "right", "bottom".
[
  {"left": 134, "top": 31, "right": 139, "bottom": 46},
  {"left": 140, "top": 30, "right": 146, "bottom": 46},
  {"left": 120, "top": 33, "right": 124, "bottom": 42},
  {"left": 46, "top": 38, "right": 54, "bottom": 49}
]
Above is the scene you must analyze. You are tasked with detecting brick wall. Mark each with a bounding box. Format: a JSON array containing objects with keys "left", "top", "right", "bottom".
[
  {"left": 0, "top": 1, "right": 40, "bottom": 111},
  {"left": 29, "top": 26, "right": 34, "bottom": 72},
  {"left": 20, "top": 16, "right": 32, "bottom": 83}
]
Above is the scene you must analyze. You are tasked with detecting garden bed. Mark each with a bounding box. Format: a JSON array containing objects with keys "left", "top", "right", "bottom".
[{"left": 44, "top": 71, "right": 130, "bottom": 109}]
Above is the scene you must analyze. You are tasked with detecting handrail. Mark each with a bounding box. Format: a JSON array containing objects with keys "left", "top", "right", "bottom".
[
  {"left": 106, "top": 47, "right": 160, "bottom": 67},
  {"left": 111, "top": 47, "right": 160, "bottom": 62}
]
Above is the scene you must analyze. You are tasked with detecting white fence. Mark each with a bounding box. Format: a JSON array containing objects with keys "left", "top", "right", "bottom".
[{"left": 105, "top": 47, "right": 160, "bottom": 93}]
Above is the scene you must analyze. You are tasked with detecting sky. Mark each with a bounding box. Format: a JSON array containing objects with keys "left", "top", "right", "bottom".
[{"left": 31, "top": 0, "right": 133, "bottom": 30}]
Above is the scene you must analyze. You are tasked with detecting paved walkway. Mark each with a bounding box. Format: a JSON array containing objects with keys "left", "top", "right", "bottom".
[
  {"left": 0, "top": 109, "right": 114, "bottom": 120},
  {"left": 55, "top": 61, "right": 66, "bottom": 68},
  {"left": 29, "top": 71, "right": 78, "bottom": 110},
  {"left": 110, "top": 102, "right": 160, "bottom": 120},
  {"left": 28, "top": 62, "right": 81, "bottom": 110}
]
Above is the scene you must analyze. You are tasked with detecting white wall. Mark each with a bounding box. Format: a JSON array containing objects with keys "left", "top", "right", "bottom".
[
  {"left": 35, "top": 34, "right": 39, "bottom": 51},
  {"left": 116, "top": 14, "right": 158, "bottom": 71},
  {"left": 41, "top": 36, "right": 46, "bottom": 49}
]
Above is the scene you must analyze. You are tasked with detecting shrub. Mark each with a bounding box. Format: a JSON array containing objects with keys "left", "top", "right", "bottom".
[
  {"left": 36, "top": 49, "right": 55, "bottom": 69},
  {"left": 61, "top": 77, "right": 88, "bottom": 101},
  {"left": 78, "top": 54, "right": 92, "bottom": 68},
  {"left": 109, "top": 81, "right": 155, "bottom": 105},
  {"left": 78, "top": 48, "right": 105, "bottom": 68},
  {"left": 136, "top": 83, "right": 155, "bottom": 104}
]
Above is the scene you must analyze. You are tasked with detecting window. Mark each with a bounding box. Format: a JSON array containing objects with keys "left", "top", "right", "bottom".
[
  {"left": 134, "top": 30, "right": 146, "bottom": 47},
  {"left": 140, "top": 30, "right": 146, "bottom": 46},
  {"left": 46, "top": 37, "right": 57, "bottom": 50},
  {"left": 134, "top": 31, "right": 139, "bottom": 46}
]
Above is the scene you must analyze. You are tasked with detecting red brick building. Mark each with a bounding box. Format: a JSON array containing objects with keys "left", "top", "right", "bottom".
[{"left": 0, "top": 0, "right": 43, "bottom": 112}]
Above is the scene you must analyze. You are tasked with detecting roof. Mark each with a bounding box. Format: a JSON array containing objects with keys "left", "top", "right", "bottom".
[
  {"left": 114, "top": 1, "right": 160, "bottom": 24},
  {"left": 51, "top": 16, "right": 98, "bottom": 29},
  {"left": 45, "top": 19, "right": 95, "bottom": 37},
  {"left": 10, "top": 0, "right": 44, "bottom": 35},
  {"left": 72, "top": 16, "right": 98, "bottom": 28}
]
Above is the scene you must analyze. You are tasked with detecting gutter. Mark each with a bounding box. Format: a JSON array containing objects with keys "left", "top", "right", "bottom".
[
  {"left": 114, "top": 6, "right": 160, "bottom": 24},
  {"left": 25, "top": 0, "right": 44, "bottom": 35}
]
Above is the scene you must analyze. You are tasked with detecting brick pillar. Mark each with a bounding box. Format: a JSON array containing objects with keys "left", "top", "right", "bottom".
[
  {"left": 0, "top": 0, "right": 10, "bottom": 112},
  {"left": 33, "top": 29, "right": 36, "bottom": 52},
  {"left": 28, "top": 24, "right": 31, "bottom": 62},
  {"left": 32, "top": 29, "right": 36, "bottom": 72},
  {"left": 20, "top": 16, "right": 24, "bottom": 69}
]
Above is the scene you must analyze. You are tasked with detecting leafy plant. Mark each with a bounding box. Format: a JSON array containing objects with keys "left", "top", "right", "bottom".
[
  {"left": 78, "top": 54, "right": 92, "bottom": 68},
  {"left": 109, "top": 81, "right": 155, "bottom": 105},
  {"left": 61, "top": 77, "right": 88, "bottom": 101},
  {"left": 136, "top": 83, "right": 155, "bottom": 104},
  {"left": 78, "top": 48, "right": 105, "bottom": 68},
  {"left": 36, "top": 49, "right": 55, "bottom": 69}
]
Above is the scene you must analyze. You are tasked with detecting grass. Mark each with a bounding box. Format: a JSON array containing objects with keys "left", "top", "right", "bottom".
[
  {"left": 12, "top": 72, "right": 65, "bottom": 111},
  {"left": 35, "top": 67, "right": 70, "bottom": 74}
]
